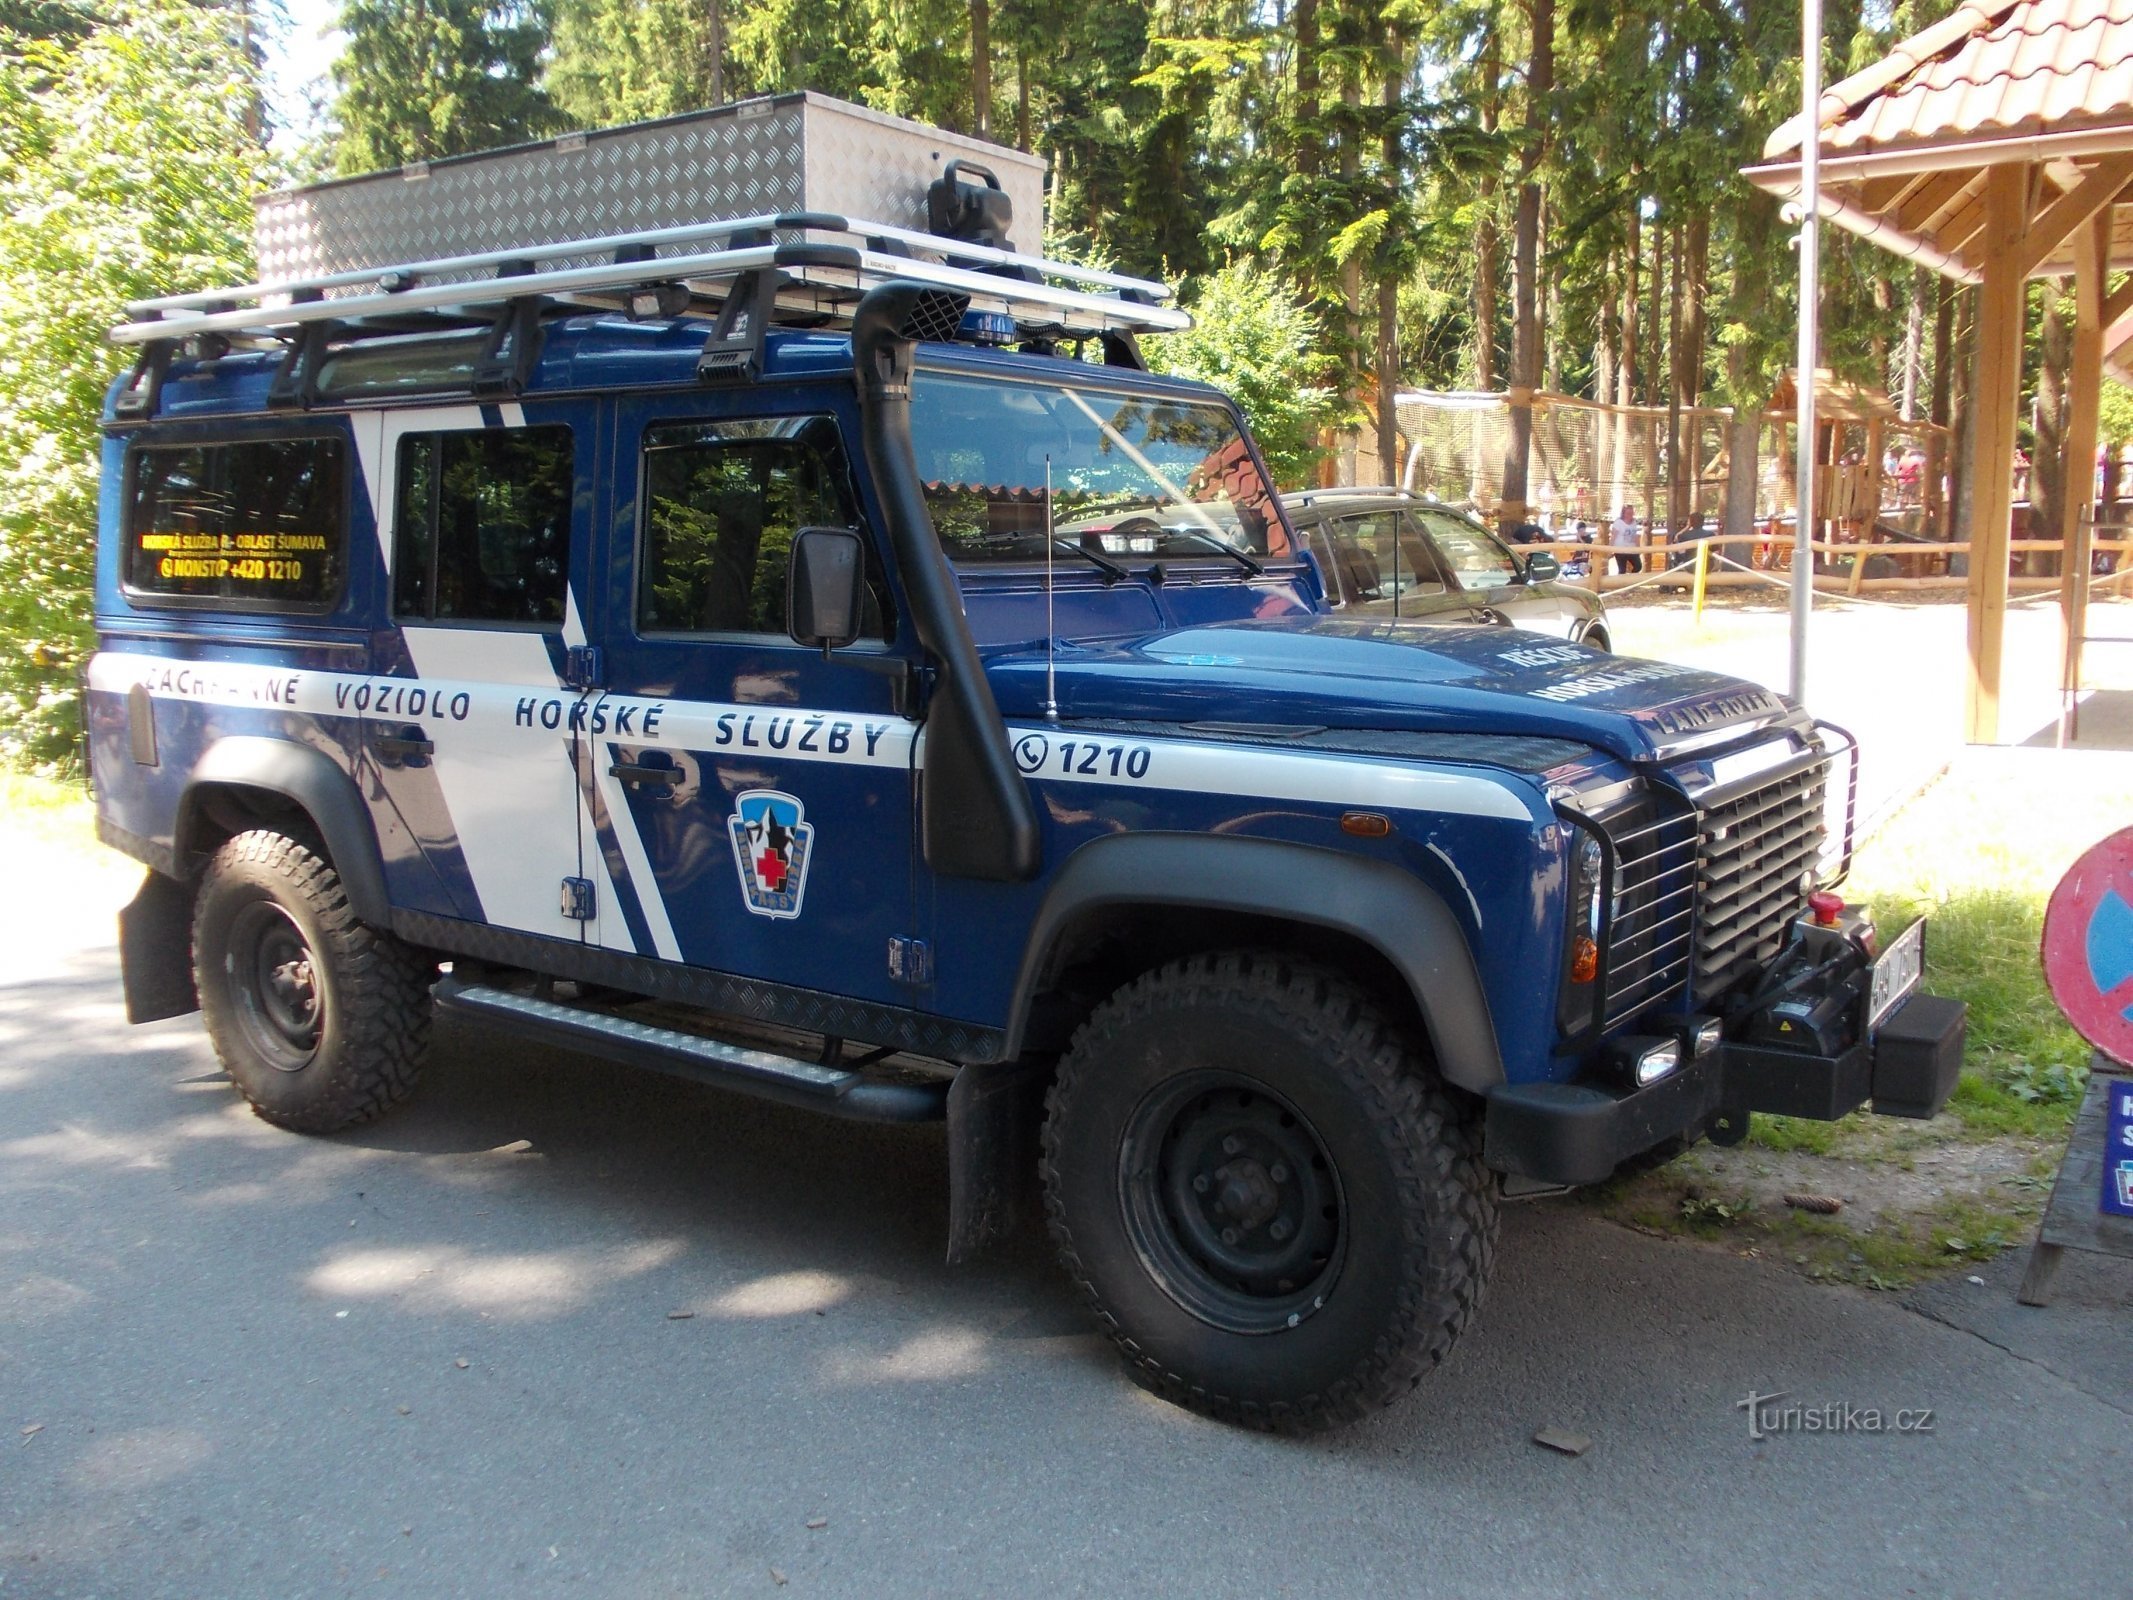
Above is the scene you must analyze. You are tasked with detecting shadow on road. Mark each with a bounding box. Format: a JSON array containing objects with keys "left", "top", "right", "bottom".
[{"left": 5, "top": 947, "right": 2130, "bottom": 1598}]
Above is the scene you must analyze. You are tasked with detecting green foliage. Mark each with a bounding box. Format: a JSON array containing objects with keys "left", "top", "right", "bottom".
[
  {"left": 1147, "top": 262, "right": 1339, "bottom": 486},
  {"left": 0, "top": 0, "right": 273, "bottom": 770},
  {"left": 2101, "top": 379, "right": 2133, "bottom": 450},
  {"left": 331, "top": 0, "right": 562, "bottom": 173}
]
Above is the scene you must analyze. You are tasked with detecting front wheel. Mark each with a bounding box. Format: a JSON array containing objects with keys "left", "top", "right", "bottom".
[
  {"left": 193, "top": 829, "right": 433, "bottom": 1133},
  {"left": 1041, "top": 952, "right": 1499, "bottom": 1432}
]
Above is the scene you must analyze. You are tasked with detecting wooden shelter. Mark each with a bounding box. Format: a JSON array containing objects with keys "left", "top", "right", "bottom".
[{"left": 1746, "top": 0, "right": 2133, "bottom": 743}]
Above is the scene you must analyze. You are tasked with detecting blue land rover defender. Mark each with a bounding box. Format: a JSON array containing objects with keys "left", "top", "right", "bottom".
[{"left": 86, "top": 125, "right": 1965, "bottom": 1432}]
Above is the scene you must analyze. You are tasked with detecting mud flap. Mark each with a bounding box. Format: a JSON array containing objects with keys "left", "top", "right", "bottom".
[
  {"left": 944, "top": 1056, "right": 1053, "bottom": 1265},
  {"left": 119, "top": 870, "right": 198, "bottom": 1024}
]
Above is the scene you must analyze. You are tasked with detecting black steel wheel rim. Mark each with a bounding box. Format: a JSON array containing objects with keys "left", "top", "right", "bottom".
[
  {"left": 1118, "top": 1071, "right": 1346, "bottom": 1335},
  {"left": 226, "top": 899, "right": 323, "bottom": 1072}
]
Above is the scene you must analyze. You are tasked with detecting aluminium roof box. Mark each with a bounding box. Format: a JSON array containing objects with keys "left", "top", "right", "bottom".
[{"left": 254, "top": 91, "right": 1050, "bottom": 281}]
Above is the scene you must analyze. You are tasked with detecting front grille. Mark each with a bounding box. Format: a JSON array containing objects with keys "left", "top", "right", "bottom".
[
  {"left": 1596, "top": 799, "right": 1700, "bottom": 1031},
  {"left": 1577, "top": 744, "right": 1836, "bottom": 1034},
  {"left": 1690, "top": 758, "right": 1830, "bottom": 999}
]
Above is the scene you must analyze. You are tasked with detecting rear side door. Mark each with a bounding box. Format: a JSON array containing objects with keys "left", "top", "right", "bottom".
[
  {"left": 361, "top": 403, "right": 597, "bottom": 940},
  {"left": 1326, "top": 510, "right": 1460, "bottom": 621},
  {"left": 583, "top": 391, "right": 920, "bottom": 1007}
]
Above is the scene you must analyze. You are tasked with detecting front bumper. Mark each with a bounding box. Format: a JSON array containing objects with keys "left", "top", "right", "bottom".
[{"left": 1482, "top": 990, "right": 1968, "bottom": 1186}]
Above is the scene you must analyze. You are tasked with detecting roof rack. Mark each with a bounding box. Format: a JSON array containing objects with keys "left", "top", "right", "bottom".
[
  {"left": 110, "top": 211, "right": 1187, "bottom": 349},
  {"left": 1285, "top": 486, "right": 1420, "bottom": 503}
]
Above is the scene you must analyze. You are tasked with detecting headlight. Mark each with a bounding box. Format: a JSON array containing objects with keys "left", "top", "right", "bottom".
[{"left": 1558, "top": 813, "right": 1609, "bottom": 1028}]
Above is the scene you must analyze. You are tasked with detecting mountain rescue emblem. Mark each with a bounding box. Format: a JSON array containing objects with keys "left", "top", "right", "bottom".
[{"left": 728, "top": 790, "right": 814, "bottom": 919}]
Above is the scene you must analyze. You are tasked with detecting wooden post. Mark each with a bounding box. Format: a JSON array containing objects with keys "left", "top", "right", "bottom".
[
  {"left": 2061, "top": 211, "right": 2109, "bottom": 724},
  {"left": 1966, "top": 163, "right": 2029, "bottom": 745}
]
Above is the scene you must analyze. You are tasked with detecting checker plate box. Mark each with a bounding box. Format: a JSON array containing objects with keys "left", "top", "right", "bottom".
[{"left": 254, "top": 92, "right": 1047, "bottom": 282}]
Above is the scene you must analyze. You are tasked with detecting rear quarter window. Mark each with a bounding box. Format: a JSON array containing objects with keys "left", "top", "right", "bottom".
[{"left": 123, "top": 435, "right": 348, "bottom": 611}]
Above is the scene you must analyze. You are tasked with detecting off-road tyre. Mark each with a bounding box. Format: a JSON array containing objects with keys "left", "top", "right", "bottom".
[
  {"left": 193, "top": 829, "right": 432, "bottom": 1133},
  {"left": 1041, "top": 951, "right": 1499, "bottom": 1432}
]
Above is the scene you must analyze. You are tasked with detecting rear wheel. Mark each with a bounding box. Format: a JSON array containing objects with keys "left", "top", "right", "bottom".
[
  {"left": 193, "top": 829, "right": 432, "bottom": 1132},
  {"left": 1041, "top": 951, "right": 1498, "bottom": 1432}
]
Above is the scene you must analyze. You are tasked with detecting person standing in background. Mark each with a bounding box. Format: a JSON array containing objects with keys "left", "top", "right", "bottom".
[{"left": 1609, "top": 505, "right": 1641, "bottom": 575}]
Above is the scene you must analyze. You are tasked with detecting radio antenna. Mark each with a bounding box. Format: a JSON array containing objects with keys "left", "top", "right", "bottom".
[{"left": 1043, "top": 454, "right": 1059, "bottom": 720}]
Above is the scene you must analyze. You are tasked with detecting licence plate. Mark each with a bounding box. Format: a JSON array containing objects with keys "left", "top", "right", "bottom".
[{"left": 1867, "top": 917, "right": 1925, "bottom": 1029}]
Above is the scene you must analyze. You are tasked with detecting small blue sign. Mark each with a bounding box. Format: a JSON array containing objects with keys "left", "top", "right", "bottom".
[{"left": 2105, "top": 1078, "right": 2133, "bottom": 1218}]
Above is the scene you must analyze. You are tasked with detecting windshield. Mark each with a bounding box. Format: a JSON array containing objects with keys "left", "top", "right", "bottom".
[{"left": 907, "top": 371, "right": 1291, "bottom": 565}]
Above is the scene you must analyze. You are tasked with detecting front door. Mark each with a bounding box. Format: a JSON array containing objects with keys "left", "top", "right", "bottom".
[{"left": 584, "top": 391, "right": 919, "bottom": 1007}]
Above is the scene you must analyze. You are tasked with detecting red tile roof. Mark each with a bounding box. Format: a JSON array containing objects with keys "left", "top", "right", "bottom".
[{"left": 1764, "top": 0, "right": 2133, "bottom": 162}]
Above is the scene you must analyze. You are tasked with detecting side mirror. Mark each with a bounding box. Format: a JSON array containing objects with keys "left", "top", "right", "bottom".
[
  {"left": 1523, "top": 550, "right": 1561, "bottom": 584},
  {"left": 787, "top": 527, "right": 867, "bottom": 651}
]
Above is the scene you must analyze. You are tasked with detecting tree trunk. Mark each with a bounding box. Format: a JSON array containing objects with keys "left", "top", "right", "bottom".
[
  {"left": 1475, "top": 190, "right": 1499, "bottom": 389},
  {"left": 1899, "top": 264, "right": 1928, "bottom": 422},
  {"left": 2034, "top": 278, "right": 2072, "bottom": 570},
  {"left": 1615, "top": 213, "right": 1638, "bottom": 520},
  {"left": 1952, "top": 287, "right": 1977, "bottom": 548},
  {"left": 1473, "top": 23, "right": 1499, "bottom": 390},
  {"left": 238, "top": 0, "right": 262, "bottom": 144},
  {"left": 1376, "top": 49, "right": 1403, "bottom": 486},
  {"left": 1675, "top": 212, "right": 1709, "bottom": 523},
  {"left": 1665, "top": 225, "right": 1685, "bottom": 535},
  {"left": 706, "top": 0, "right": 725, "bottom": 106},
  {"left": 1016, "top": 47, "right": 1030, "bottom": 151},
  {"left": 1722, "top": 343, "right": 1760, "bottom": 549},
  {"left": 1338, "top": 63, "right": 1363, "bottom": 487},
  {"left": 1871, "top": 272, "right": 1893, "bottom": 398},
  {"left": 1929, "top": 275, "right": 1954, "bottom": 539},
  {"left": 1542, "top": 200, "right": 1561, "bottom": 395},
  {"left": 1497, "top": 0, "right": 1552, "bottom": 531},
  {"left": 1295, "top": 0, "right": 1320, "bottom": 181},
  {"left": 1594, "top": 269, "right": 1617, "bottom": 510},
  {"left": 1643, "top": 210, "right": 1664, "bottom": 532},
  {"left": 970, "top": 0, "right": 990, "bottom": 137}
]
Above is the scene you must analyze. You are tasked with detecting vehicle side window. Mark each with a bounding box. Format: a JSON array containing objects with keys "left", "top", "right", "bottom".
[
  {"left": 1419, "top": 509, "right": 1520, "bottom": 588},
  {"left": 124, "top": 436, "right": 346, "bottom": 610},
  {"left": 636, "top": 415, "right": 892, "bottom": 640},
  {"left": 1393, "top": 514, "right": 1454, "bottom": 590},
  {"left": 1333, "top": 511, "right": 1450, "bottom": 615},
  {"left": 393, "top": 425, "right": 573, "bottom": 625},
  {"left": 1306, "top": 524, "right": 1348, "bottom": 606},
  {"left": 1336, "top": 514, "right": 1392, "bottom": 601}
]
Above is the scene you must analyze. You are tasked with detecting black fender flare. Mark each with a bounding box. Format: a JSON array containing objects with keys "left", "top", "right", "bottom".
[
  {"left": 1004, "top": 833, "right": 1504, "bottom": 1091},
  {"left": 180, "top": 736, "right": 392, "bottom": 926}
]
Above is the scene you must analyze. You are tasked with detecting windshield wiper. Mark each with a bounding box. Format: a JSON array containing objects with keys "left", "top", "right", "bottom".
[
  {"left": 1165, "top": 528, "right": 1264, "bottom": 576},
  {"left": 1052, "top": 537, "right": 1130, "bottom": 583}
]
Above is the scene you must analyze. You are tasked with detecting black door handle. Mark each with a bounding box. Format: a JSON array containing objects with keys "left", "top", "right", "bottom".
[
  {"left": 610, "top": 760, "right": 680, "bottom": 789},
  {"left": 373, "top": 726, "right": 433, "bottom": 767}
]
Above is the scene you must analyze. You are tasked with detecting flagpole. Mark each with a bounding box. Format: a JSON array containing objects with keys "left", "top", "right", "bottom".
[{"left": 1791, "top": 0, "right": 1822, "bottom": 704}]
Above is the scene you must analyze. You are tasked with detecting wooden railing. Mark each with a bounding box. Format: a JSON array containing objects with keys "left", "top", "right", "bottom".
[{"left": 1530, "top": 534, "right": 2133, "bottom": 595}]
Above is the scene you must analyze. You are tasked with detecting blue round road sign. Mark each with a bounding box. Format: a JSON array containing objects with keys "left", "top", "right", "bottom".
[{"left": 2041, "top": 826, "right": 2133, "bottom": 1067}]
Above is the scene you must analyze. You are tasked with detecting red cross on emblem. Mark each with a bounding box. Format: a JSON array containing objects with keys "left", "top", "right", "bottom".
[{"left": 755, "top": 847, "right": 788, "bottom": 892}]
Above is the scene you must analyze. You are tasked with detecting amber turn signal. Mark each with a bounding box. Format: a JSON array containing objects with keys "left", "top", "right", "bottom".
[
  {"left": 1340, "top": 811, "right": 1393, "bottom": 838},
  {"left": 1570, "top": 935, "right": 1599, "bottom": 984}
]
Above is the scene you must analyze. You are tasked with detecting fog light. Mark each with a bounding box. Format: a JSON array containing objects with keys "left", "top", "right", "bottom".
[
  {"left": 1635, "top": 1039, "right": 1681, "bottom": 1087},
  {"left": 1692, "top": 1017, "right": 1723, "bottom": 1058}
]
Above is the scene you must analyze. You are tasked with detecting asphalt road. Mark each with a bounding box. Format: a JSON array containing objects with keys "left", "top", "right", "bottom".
[{"left": 4, "top": 935, "right": 2129, "bottom": 1599}]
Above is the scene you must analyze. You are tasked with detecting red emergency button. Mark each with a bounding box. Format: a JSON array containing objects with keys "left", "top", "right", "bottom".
[{"left": 1808, "top": 890, "right": 1845, "bottom": 927}]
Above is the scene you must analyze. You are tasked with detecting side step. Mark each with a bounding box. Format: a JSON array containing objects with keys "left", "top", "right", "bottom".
[{"left": 431, "top": 976, "right": 948, "bottom": 1123}]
